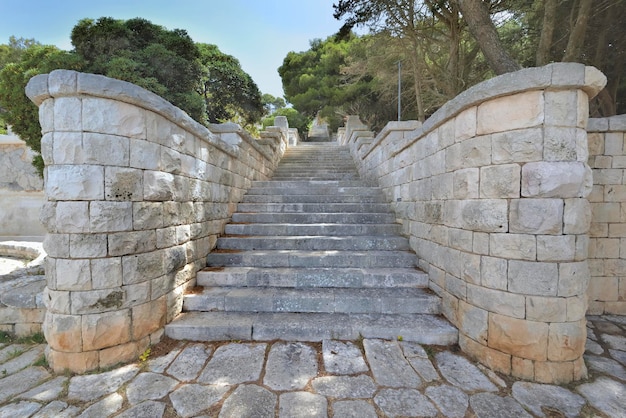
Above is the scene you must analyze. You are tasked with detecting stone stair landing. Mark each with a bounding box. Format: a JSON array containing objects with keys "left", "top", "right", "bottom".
[{"left": 166, "top": 143, "right": 457, "bottom": 344}]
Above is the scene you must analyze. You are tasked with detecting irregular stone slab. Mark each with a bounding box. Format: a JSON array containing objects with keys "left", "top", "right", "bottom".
[
  {"left": 126, "top": 372, "right": 178, "bottom": 405},
  {"left": 594, "top": 320, "right": 623, "bottom": 334},
  {"left": 0, "top": 401, "right": 41, "bottom": 418},
  {"left": 470, "top": 393, "right": 532, "bottom": 418},
  {"left": 0, "top": 344, "right": 27, "bottom": 363},
  {"left": 31, "top": 400, "right": 80, "bottom": 418},
  {"left": 435, "top": 351, "right": 497, "bottom": 392},
  {"left": 279, "top": 392, "right": 327, "bottom": 418},
  {"left": 400, "top": 341, "right": 440, "bottom": 382},
  {"left": 264, "top": 342, "right": 318, "bottom": 391},
  {"left": 76, "top": 393, "right": 124, "bottom": 418},
  {"left": 585, "top": 338, "right": 604, "bottom": 355},
  {"left": 18, "top": 376, "right": 67, "bottom": 401},
  {"left": 332, "top": 400, "right": 377, "bottom": 418},
  {"left": 374, "top": 388, "right": 438, "bottom": 418},
  {"left": 363, "top": 339, "right": 422, "bottom": 387},
  {"left": 425, "top": 384, "right": 469, "bottom": 418},
  {"left": 610, "top": 349, "right": 626, "bottom": 366},
  {"left": 602, "top": 334, "right": 626, "bottom": 351},
  {"left": 512, "top": 381, "right": 585, "bottom": 418},
  {"left": 312, "top": 374, "right": 377, "bottom": 398},
  {"left": 477, "top": 364, "right": 507, "bottom": 388},
  {"left": 170, "top": 384, "right": 229, "bottom": 418},
  {"left": 0, "top": 345, "right": 45, "bottom": 375},
  {"left": 115, "top": 401, "right": 166, "bottom": 418},
  {"left": 219, "top": 384, "right": 277, "bottom": 418},
  {"left": 198, "top": 343, "right": 266, "bottom": 385},
  {"left": 147, "top": 346, "right": 182, "bottom": 373},
  {"left": 0, "top": 366, "right": 51, "bottom": 403},
  {"left": 584, "top": 355, "right": 626, "bottom": 381},
  {"left": 166, "top": 343, "right": 212, "bottom": 381},
  {"left": 322, "top": 340, "right": 367, "bottom": 375},
  {"left": 69, "top": 364, "right": 139, "bottom": 402},
  {"left": 577, "top": 376, "right": 626, "bottom": 418}
]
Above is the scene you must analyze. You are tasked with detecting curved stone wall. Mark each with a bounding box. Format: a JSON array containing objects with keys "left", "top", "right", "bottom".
[
  {"left": 344, "top": 63, "right": 607, "bottom": 384},
  {"left": 26, "top": 70, "right": 287, "bottom": 372}
]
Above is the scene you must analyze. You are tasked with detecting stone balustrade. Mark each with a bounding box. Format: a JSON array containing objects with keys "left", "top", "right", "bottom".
[
  {"left": 25, "top": 70, "right": 288, "bottom": 372},
  {"left": 587, "top": 114, "right": 626, "bottom": 316},
  {"left": 343, "top": 63, "right": 607, "bottom": 384}
]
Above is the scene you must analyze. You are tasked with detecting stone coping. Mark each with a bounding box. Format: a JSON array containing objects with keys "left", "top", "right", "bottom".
[
  {"left": 0, "top": 134, "right": 26, "bottom": 146},
  {"left": 0, "top": 241, "right": 45, "bottom": 268},
  {"left": 588, "top": 114, "right": 626, "bottom": 132}
]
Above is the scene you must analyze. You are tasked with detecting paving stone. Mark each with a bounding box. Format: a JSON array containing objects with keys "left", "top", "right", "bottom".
[
  {"left": 0, "top": 344, "right": 27, "bottom": 363},
  {"left": 602, "top": 334, "right": 626, "bottom": 351},
  {"left": 594, "top": 321, "right": 623, "bottom": 334},
  {"left": 68, "top": 364, "right": 139, "bottom": 401},
  {"left": 77, "top": 393, "right": 124, "bottom": 418},
  {"left": 126, "top": 372, "right": 178, "bottom": 405},
  {"left": 115, "top": 400, "right": 166, "bottom": 418},
  {"left": 363, "top": 339, "right": 422, "bottom": 387},
  {"left": 585, "top": 338, "right": 604, "bottom": 355},
  {"left": 478, "top": 364, "right": 507, "bottom": 388},
  {"left": 279, "top": 392, "right": 327, "bottom": 418},
  {"left": 605, "top": 315, "right": 626, "bottom": 326},
  {"left": 577, "top": 376, "right": 626, "bottom": 418},
  {"left": 0, "top": 366, "right": 51, "bottom": 403},
  {"left": 169, "top": 383, "right": 229, "bottom": 418},
  {"left": 374, "top": 388, "right": 438, "bottom": 418},
  {"left": 166, "top": 343, "right": 212, "bottom": 381},
  {"left": 0, "top": 401, "right": 41, "bottom": 418},
  {"left": 322, "top": 339, "right": 367, "bottom": 375},
  {"left": 435, "top": 351, "right": 497, "bottom": 392},
  {"left": 31, "top": 400, "right": 80, "bottom": 418},
  {"left": 219, "top": 384, "right": 277, "bottom": 418},
  {"left": 147, "top": 346, "right": 182, "bottom": 373},
  {"left": 400, "top": 342, "right": 440, "bottom": 383},
  {"left": 0, "top": 345, "right": 45, "bottom": 375},
  {"left": 198, "top": 342, "right": 266, "bottom": 385},
  {"left": 332, "top": 400, "right": 377, "bottom": 418},
  {"left": 312, "top": 374, "right": 377, "bottom": 398},
  {"left": 425, "top": 384, "right": 469, "bottom": 418},
  {"left": 264, "top": 342, "right": 318, "bottom": 390},
  {"left": 584, "top": 354, "right": 626, "bottom": 381},
  {"left": 469, "top": 393, "right": 533, "bottom": 418},
  {"left": 512, "top": 381, "right": 585, "bottom": 418},
  {"left": 610, "top": 349, "right": 626, "bottom": 366},
  {"left": 18, "top": 376, "right": 67, "bottom": 401}
]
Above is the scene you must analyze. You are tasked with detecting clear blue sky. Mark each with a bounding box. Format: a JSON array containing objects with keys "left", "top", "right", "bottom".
[{"left": 0, "top": 0, "right": 348, "bottom": 98}]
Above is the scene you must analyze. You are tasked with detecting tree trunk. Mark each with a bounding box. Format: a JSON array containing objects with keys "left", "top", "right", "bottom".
[
  {"left": 536, "top": 0, "right": 558, "bottom": 66},
  {"left": 562, "top": 0, "right": 593, "bottom": 62},
  {"left": 454, "top": 0, "right": 522, "bottom": 74}
]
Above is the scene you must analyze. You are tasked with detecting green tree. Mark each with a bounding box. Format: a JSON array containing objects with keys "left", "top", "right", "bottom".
[{"left": 262, "top": 93, "right": 286, "bottom": 115}]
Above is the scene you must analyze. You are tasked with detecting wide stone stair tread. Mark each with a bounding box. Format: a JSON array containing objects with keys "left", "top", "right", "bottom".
[
  {"left": 241, "top": 194, "right": 387, "bottom": 203},
  {"left": 246, "top": 186, "right": 384, "bottom": 196},
  {"left": 216, "top": 235, "right": 410, "bottom": 251},
  {"left": 236, "top": 202, "right": 393, "bottom": 213},
  {"left": 231, "top": 212, "right": 398, "bottom": 224},
  {"left": 251, "top": 180, "right": 375, "bottom": 188},
  {"left": 166, "top": 311, "right": 458, "bottom": 345},
  {"left": 225, "top": 223, "right": 401, "bottom": 236}
]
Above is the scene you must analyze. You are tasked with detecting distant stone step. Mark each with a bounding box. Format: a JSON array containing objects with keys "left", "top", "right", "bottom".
[
  {"left": 231, "top": 212, "right": 398, "bottom": 224},
  {"left": 216, "top": 235, "right": 410, "bottom": 251},
  {"left": 270, "top": 175, "right": 361, "bottom": 181},
  {"left": 251, "top": 180, "right": 373, "bottom": 188},
  {"left": 235, "top": 203, "right": 393, "bottom": 213},
  {"left": 225, "top": 222, "right": 401, "bottom": 236},
  {"left": 246, "top": 186, "right": 384, "bottom": 197},
  {"left": 241, "top": 194, "right": 387, "bottom": 204},
  {"left": 197, "top": 267, "right": 428, "bottom": 289},
  {"left": 183, "top": 287, "right": 440, "bottom": 315},
  {"left": 165, "top": 311, "right": 458, "bottom": 345}
]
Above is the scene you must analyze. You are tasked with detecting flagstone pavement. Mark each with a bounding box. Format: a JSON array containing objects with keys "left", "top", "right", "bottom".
[{"left": 0, "top": 315, "right": 624, "bottom": 417}]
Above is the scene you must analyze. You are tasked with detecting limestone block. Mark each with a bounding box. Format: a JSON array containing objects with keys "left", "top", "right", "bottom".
[
  {"left": 156, "top": 227, "right": 178, "bottom": 249},
  {"left": 536, "top": 235, "right": 575, "bottom": 261},
  {"left": 566, "top": 295, "right": 587, "bottom": 321},
  {"left": 174, "top": 175, "right": 192, "bottom": 201},
  {"left": 71, "top": 288, "right": 125, "bottom": 314},
  {"left": 449, "top": 228, "right": 473, "bottom": 252},
  {"left": 83, "top": 133, "right": 130, "bottom": 166},
  {"left": 488, "top": 313, "right": 548, "bottom": 361},
  {"left": 481, "top": 256, "right": 508, "bottom": 290},
  {"left": 604, "top": 132, "right": 624, "bottom": 155},
  {"left": 83, "top": 98, "right": 146, "bottom": 139},
  {"left": 521, "top": 162, "right": 588, "bottom": 198},
  {"left": 82, "top": 309, "right": 131, "bottom": 351},
  {"left": 55, "top": 258, "right": 91, "bottom": 291},
  {"left": 587, "top": 276, "right": 619, "bottom": 301},
  {"left": 609, "top": 223, "right": 626, "bottom": 237},
  {"left": 558, "top": 262, "right": 590, "bottom": 297},
  {"left": 548, "top": 321, "right": 586, "bottom": 361},
  {"left": 43, "top": 234, "right": 70, "bottom": 258},
  {"left": 446, "top": 274, "right": 467, "bottom": 300},
  {"left": 44, "top": 312, "right": 82, "bottom": 352},
  {"left": 53, "top": 202, "right": 89, "bottom": 233},
  {"left": 40, "top": 132, "right": 54, "bottom": 165},
  {"left": 91, "top": 258, "right": 123, "bottom": 289},
  {"left": 490, "top": 234, "right": 536, "bottom": 261},
  {"left": 133, "top": 202, "right": 164, "bottom": 230},
  {"left": 130, "top": 139, "right": 161, "bottom": 170},
  {"left": 459, "top": 333, "right": 511, "bottom": 375},
  {"left": 53, "top": 97, "right": 82, "bottom": 131},
  {"left": 591, "top": 202, "right": 620, "bottom": 223},
  {"left": 590, "top": 237, "right": 619, "bottom": 258},
  {"left": 491, "top": 128, "right": 543, "bottom": 164},
  {"left": 108, "top": 230, "right": 157, "bottom": 256},
  {"left": 46, "top": 348, "right": 98, "bottom": 374},
  {"left": 594, "top": 168, "right": 623, "bottom": 185},
  {"left": 509, "top": 198, "right": 563, "bottom": 235},
  {"left": 89, "top": 201, "right": 133, "bottom": 233},
  {"left": 124, "top": 282, "right": 151, "bottom": 307},
  {"left": 105, "top": 167, "right": 143, "bottom": 201},
  {"left": 99, "top": 340, "right": 144, "bottom": 370},
  {"left": 477, "top": 91, "right": 544, "bottom": 135},
  {"left": 46, "top": 165, "right": 104, "bottom": 201},
  {"left": 445, "top": 137, "right": 491, "bottom": 172},
  {"left": 453, "top": 168, "right": 479, "bottom": 199},
  {"left": 563, "top": 198, "right": 591, "bottom": 234},
  {"left": 131, "top": 298, "right": 166, "bottom": 340},
  {"left": 526, "top": 296, "right": 566, "bottom": 322},
  {"left": 461, "top": 252, "right": 481, "bottom": 284},
  {"left": 161, "top": 147, "right": 182, "bottom": 174},
  {"left": 473, "top": 232, "right": 489, "bottom": 255},
  {"left": 587, "top": 185, "right": 604, "bottom": 203},
  {"left": 444, "top": 199, "right": 508, "bottom": 233},
  {"left": 458, "top": 300, "right": 488, "bottom": 344},
  {"left": 437, "top": 119, "right": 455, "bottom": 148},
  {"left": 508, "top": 260, "right": 558, "bottom": 296},
  {"left": 52, "top": 132, "right": 84, "bottom": 164},
  {"left": 69, "top": 234, "right": 107, "bottom": 258},
  {"left": 122, "top": 250, "right": 165, "bottom": 285},
  {"left": 466, "top": 284, "right": 525, "bottom": 318},
  {"left": 43, "top": 288, "right": 70, "bottom": 315},
  {"left": 39, "top": 100, "right": 54, "bottom": 135},
  {"left": 455, "top": 107, "right": 477, "bottom": 141},
  {"left": 144, "top": 171, "right": 175, "bottom": 201},
  {"left": 432, "top": 173, "right": 453, "bottom": 200},
  {"left": 587, "top": 132, "right": 604, "bottom": 156},
  {"left": 512, "top": 357, "right": 535, "bottom": 380},
  {"left": 479, "top": 164, "right": 520, "bottom": 198},
  {"left": 544, "top": 90, "right": 584, "bottom": 128},
  {"left": 543, "top": 127, "right": 580, "bottom": 161}
]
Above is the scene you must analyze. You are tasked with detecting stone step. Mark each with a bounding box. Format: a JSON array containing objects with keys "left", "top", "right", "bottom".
[
  {"left": 206, "top": 250, "right": 418, "bottom": 268},
  {"left": 235, "top": 203, "right": 393, "bottom": 213},
  {"left": 241, "top": 194, "right": 387, "bottom": 204},
  {"left": 246, "top": 186, "right": 384, "bottom": 196},
  {"left": 231, "top": 212, "right": 398, "bottom": 224},
  {"left": 216, "top": 235, "right": 410, "bottom": 251},
  {"left": 251, "top": 180, "right": 373, "bottom": 188},
  {"left": 183, "top": 287, "right": 440, "bottom": 315},
  {"left": 165, "top": 311, "right": 458, "bottom": 345},
  {"left": 270, "top": 175, "right": 362, "bottom": 181},
  {"left": 225, "top": 222, "right": 401, "bottom": 236},
  {"left": 197, "top": 267, "right": 428, "bottom": 288}
]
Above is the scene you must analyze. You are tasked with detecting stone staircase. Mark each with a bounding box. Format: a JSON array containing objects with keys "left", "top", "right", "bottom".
[{"left": 165, "top": 143, "right": 458, "bottom": 345}]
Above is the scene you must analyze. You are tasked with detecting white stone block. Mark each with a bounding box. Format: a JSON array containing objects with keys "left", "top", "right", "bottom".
[
  {"left": 490, "top": 233, "right": 536, "bottom": 261},
  {"left": 52, "top": 132, "right": 84, "bottom": 164},
  {"left": 508, "top": 260, "right": 559, "bottom": 296},
  {"left": 55, "top": 201, "right": 90, "bottom": 233},
  {"left": 55, "top": 258, "right": 91, "bottom": 291},
  {"left": 543, "top": 127, "right": 578, "bottom": 161},
  {"left": 83, "top": 133, "right": 129, "bottom": 166},
  {"left": 46, "top": 165, "right": 104, "bottom": 200},
  {"left": 105, "top": 167, "right": 143, "bottom": 201},
  {"left": 129, "top": 139, "right": 161, "bottom": 170},
  {"left": 161, "top": 147, "right": 182, "bottom": 174},
  {"left": 69, "top": 233, "right": 108, "bottom": 258},
  {"left": 481, "top": 256, "right": 507, "bottom": 290},
  {"left": 90, "top": 201, "right": 133, "bottom": 232},
  {"left": 563, "top": 198, "right": 591, "bottom": 234},
  {"left": 133, "top": 202, "right": 164, "bottom": 230},
  {"left": 491, "top": 128, "right": 543, "bottom": 164},
  {"left": 509, "top": 198, "right": 563, "bottom": 235},
  {"left": 466, "top": 283, "right": 525, "bottom": 318},
  {"left": 453, "top": 168, "right": 479, "bottom": 199},
  {"left": 53, "top": 97, "right": 82, "bottom": 131},
  {"left": 537, "top": 235, "right": 576, "bottom": 261},
  {"left": 479, "top": 164, "right": 520, "bottom": 198},
  {"left": 558, "top": 261, "right": 590, "bottom": 297},
  {"left": 544, "top": 90, "right": 579, "bottom": 127},
  {"left": 477, "top": 91, "right": 544, "bottom": 135},
  {"left": 143, "top": 171, "right": 175, "bottom": 201},
  {"left": 521, "top": 162, "right": 588, "bottom": 198},
  {"left": 43, "top": 234, "right": 70, "bottom": 258},
  {"left": 108, "top": 230, "right": 157, "bottom": 256},
  {"left": 39, "top": 100, "right": 54, "bottom": 135},
  {"left": 455, "top": 107, "right": 477, "bottom": 141},
  {"left": 444, "top": 199, "right": 508, "bottom": 233},
  {"left": 83, "top": 97, "right": 146, "bottom": 138},
  {"left": 445, "top": 137, "right": 491, "bottom": 172},
  {"left": 91, "top": 258, "right": 123, "bottom": 289}
]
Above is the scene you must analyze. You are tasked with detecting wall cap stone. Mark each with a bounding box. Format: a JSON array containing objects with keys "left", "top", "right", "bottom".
[{"left": 588, "top": 115, "right": 626, "bottom": 132}]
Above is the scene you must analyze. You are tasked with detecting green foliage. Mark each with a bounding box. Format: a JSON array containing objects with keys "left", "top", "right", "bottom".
[
  {"left": 262, "top": 107, "right": 311, "bottom": 135},
  {"left": 262, "top": 93, "right": 286, "bottom": 115}
]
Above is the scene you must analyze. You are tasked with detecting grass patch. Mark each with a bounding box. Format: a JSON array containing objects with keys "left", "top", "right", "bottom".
[
  {"left": 33, "top": 354, "right": 48, "bottom": 368},
  {"left": 0, "top": 331, "right": 14, "bottom": 344},
  {"left": 16, "top": 332, "right": 46, "bottom": 345}
]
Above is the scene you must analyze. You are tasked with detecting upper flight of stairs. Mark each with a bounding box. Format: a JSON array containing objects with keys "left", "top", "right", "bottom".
[{"left": 165, "top": 143, "right": 458, "bottom": 345}]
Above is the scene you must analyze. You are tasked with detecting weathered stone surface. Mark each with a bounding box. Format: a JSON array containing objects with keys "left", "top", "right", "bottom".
[
  {"left": 512, "top": 381, "right": 585, "bottom": 418},
  {"left": 68, "top": 364, "right": 139, "bottom": 401},
  {"left": 479, "top": 164, "right": 520, "bottom": 198},
  {"left": 17, "top": 376, "right": 67, "bottom": 402},
  {"left": 31, "top": 400, "right": 80, "bottom": 418},
  {"left": 77, "top": 393, "right": 123, "bottom": 418},
  {"left": 114, "top": 401, "right": 166, "bottom": 418},
  {"left": 602, "top": 334, "right": 626, "bottom": 351},
  {"left": 610, "top": 349, "right": 626, "bottom": 366},
  {"left": 0, "top": 401, "right": 41, "bottom": 417},
  {"left": 477, "top": 91, "right": 544, "bottom": 135},
  {"left": 0, "top": 366, "right": 51, "bottom": 403},
  {"left": 363, "top": 339, "right": 422, "bottom": 388},
  {"left": 46, "top": 165, "right": 104, "bottom": 201},
  {"left": 584, "top": 355, "right": 626, "bottom": 381},
  {"left": 424, "top": 384, "right": 468, "bottom": 418},
  {"left": 166, "top": 343, "right": 211, "bottom": 382},
  {"left": 400, "top": 341, "right": 440, "bottom": 382},
  {"left": 469, "top": 393, "right": 533, "bottom": 418},
  {"left": 147, "top": 346, "right": 182, "bottom": 373},
  {"left": 263, "top": 342, "right": 318, "bottom": 391},
  {"left": 509, "top": 198, "right": 563, "bottom": 234},
  {"left": 444, "top": 199, "right": 508, "bottom": 233},
  {"left": 322, "top": 339, "right": 368, "bottom": 375},
  {"left": 312, "top": 374, "right": 377, "bottom": 398},
  {"left": 374, "top": 388, "right": 438, "bottom": 418},
  {"left": 521, "top": 161, "right": 588, "bottom": 198},
  {"left": 0, "top": 345, "right": 45, "bottom": 375},
  {"left": 126, "top": 372, "right": 178, "bottom": 405},
  {"left": 279, "top": 392, "right": 327, "bottom": 418},
  {"left": 198, "top": 343, "right": 265, "bottom": 385},
  {"left": 435, "top": 351, "right": 497, "bottom": 392},
  {"left": 508, "top": 260, "right": 559, "bottom": 296},
  {"left": 218, "top": 385, "right": 276, "bottom": 418},
  {"left": 331, "top": 400, "right": 377, "bottom": 418},
  {"left": 577, "top": 376, "right": 626, "bottom": 418},
  {"left": 585, "top": 338, "right": 604, "bottom": 355},
  {"left": 170, "top": 384, "right": 229, "bottom": 418},
  {"left": 488, "top": 314, "right": 549, "bottom": 361}
]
